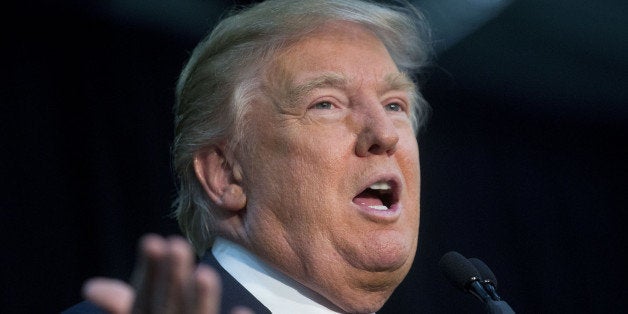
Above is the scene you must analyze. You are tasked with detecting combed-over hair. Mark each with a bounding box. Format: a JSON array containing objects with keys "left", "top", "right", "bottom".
[{"left": 172, "top": 0, "right": 432, "bottom": 255}]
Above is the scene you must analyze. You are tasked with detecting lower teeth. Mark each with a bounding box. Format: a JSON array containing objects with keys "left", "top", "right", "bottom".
[{"left": 368, "top": 205, "right": 388, "bottom": 211}]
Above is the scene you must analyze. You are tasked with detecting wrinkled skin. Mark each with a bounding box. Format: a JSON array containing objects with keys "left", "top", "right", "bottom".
[{"left": 227, "top": 22, "right": 421, "bottom": 313}]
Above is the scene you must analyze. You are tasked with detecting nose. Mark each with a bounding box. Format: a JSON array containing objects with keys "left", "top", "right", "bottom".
[{"left": 355, "top": 106, "right": 399, "bottom": 157}]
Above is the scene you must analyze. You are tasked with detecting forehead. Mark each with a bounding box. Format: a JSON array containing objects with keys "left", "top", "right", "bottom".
[
  {"left": 268, "top": 22, "right": 400, "bottom": 86},
  {"left": 276, "top": 22, "right": 396, "bottom": 70}
]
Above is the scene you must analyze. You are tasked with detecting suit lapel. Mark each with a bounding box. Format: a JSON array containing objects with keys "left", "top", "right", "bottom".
[{"left": 200, "top": 251, "right": 272, "bottom": 314}]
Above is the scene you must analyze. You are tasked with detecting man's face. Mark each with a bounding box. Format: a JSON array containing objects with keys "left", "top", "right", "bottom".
[{"left": 235, "top": 22, "right": 421, "bottom": 312}]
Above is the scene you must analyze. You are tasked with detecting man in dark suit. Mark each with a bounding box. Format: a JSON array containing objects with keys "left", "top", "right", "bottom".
[{"left": 65, "top": 0, "right": 431, "bottom": 313}]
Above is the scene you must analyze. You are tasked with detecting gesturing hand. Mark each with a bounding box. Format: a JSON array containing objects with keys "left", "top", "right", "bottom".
[{"left": 81, "top": 234, "right": 252, "bottom": 314}]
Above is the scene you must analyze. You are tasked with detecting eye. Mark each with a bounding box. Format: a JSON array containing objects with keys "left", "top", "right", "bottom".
[
  {"left": 385, "top": 102, "right": 404, "bottom": 112},
  {"left": 310, "top": 101, "right": 334, "bottom": 110}
]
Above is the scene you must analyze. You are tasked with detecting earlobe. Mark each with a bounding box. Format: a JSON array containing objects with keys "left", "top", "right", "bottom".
[{"left": 193, "top": 147, "right": 246, "bottom": 212}]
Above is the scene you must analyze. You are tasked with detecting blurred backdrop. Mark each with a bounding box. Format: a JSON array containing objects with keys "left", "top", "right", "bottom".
[{"left": 3, "top": 0, "right": 627, "bottom": 313}]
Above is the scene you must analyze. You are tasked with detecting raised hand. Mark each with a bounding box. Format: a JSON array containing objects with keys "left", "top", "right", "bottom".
[{"left": 81, "top": 234, "right": 229, "bottom": 314}]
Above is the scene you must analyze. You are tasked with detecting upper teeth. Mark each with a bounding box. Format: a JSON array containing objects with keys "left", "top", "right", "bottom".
[{"left": 369, "top": 181, "right": 391, "bottom": 190}]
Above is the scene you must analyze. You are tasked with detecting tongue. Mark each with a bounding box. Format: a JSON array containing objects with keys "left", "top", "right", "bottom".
[{"left": 353, "top": 191, "right": 384, "bottom": 207}]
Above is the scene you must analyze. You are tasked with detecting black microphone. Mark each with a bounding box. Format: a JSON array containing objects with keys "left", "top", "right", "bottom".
[
  {"left": 439, "top": 251, "right": 515, "bottom": 314},
  {"left": 469, "top": 257, "right": 501, "bottom": 301},
  {"left": 439, "top": 251, "right": 494, "bottom": 303}
]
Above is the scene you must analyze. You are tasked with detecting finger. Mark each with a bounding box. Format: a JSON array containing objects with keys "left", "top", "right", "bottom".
[
  {"left": 153, "top": 235, "right": 196, "bottom": 313},
  {"left": 82, "top": 277, "right": 135, "bottom": 314},
  {"left": 230, "top": 306, "right": 255, "bottom": 314},
  {"left": 192, "top": 265, "right": 222, "bottom": 314},
  {"left": 132, "top": 234, "right": 167, "bottom": 313}
]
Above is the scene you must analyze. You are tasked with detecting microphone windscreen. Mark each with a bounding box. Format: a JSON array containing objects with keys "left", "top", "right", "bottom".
[
  {"left": 439, "top": 251, "right": 481, "bottom": 291},
  {"left": 469, "top": 257, "right": 498, "bottom": 288}
]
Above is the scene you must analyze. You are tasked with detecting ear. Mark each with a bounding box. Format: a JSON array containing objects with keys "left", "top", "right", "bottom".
[{"left": 193, "top": 146, "right": 246, "bottom": 212}]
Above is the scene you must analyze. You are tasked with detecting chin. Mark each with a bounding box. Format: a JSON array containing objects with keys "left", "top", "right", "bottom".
[{"left": 354, "top": 230, "right": 415, "bottom": 272}]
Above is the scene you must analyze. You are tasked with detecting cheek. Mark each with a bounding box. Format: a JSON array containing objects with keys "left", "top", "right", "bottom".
[
  {"left": 243, "top": 135, "right": 337, "bottom": 209},
  {"left": 399, "top": 131, "right": 420, "bottom": 172},
  {"left": 398, "top": 135, "right": 421, "bottom": 214},
  {"left": 246, "top": 132, "right": 352, "bottom": 232},
  {"left": 279, "top": 126, "right": 351, "bottom": 177}
]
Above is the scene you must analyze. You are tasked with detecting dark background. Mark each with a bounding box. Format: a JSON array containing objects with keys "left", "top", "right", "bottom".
[{"left": 3, "top": 0, "right": 627, "bottom": 313}]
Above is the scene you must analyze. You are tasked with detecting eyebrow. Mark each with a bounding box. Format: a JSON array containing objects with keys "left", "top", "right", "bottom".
[
  {"left": 286, "top": 73, "right": 347, "bottom": 105},
  {"left": 382, "top": 72, "right": 416, "bottom": 95},
  {"left": 284, "top": 71, "right": 417, "bottom": 105}
]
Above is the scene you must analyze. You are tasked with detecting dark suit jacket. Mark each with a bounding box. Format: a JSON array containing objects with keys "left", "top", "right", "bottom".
[{"left": 61, "top": 251, "right": 271, "bottom": 314}]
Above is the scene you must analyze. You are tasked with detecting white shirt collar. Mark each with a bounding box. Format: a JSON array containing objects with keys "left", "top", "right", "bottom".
[{"left": 211, "top": 237, "right": 345, "bottom": 314}]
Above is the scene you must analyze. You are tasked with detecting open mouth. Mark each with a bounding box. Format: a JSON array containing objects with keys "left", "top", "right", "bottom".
[{"left": 353, "top": 180, "right": 398, "bottom": 211}]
